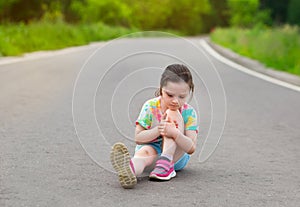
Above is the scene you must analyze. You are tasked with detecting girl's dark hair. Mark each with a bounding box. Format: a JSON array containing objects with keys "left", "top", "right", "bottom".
[{"left": 155, "top": 64, "right": 194, "bottom": 99}]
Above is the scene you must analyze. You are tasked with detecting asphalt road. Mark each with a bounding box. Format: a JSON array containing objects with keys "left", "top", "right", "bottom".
[{"left": 1, "top": 37, "right": 299, "bottom": 207}]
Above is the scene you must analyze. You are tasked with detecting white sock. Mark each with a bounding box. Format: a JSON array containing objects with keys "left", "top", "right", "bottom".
[{"left": 161, "top": 153, "right": 173, "bottom": 161}]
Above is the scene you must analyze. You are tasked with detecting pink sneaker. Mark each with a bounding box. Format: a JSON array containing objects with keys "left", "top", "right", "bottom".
[{"left": 149, "top": 156, "right": 176, "bottom": 180}]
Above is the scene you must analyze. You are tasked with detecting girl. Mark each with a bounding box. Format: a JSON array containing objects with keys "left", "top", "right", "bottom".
[{"left": 110, "top": 64, "right": 198, "bottom": 189}]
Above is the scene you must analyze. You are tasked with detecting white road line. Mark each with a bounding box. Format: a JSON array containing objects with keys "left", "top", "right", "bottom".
[{"left": 199, "top": 39, "right": 300, "bottom": 93}]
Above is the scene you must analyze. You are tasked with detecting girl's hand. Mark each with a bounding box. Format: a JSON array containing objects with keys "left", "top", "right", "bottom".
[{"left": 158, "top": 115, "right": 180, "bottom": 139}]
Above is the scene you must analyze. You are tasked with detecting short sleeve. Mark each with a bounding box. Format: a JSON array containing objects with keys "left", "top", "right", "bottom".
[
  {"left": 182, "top": 107, "right": 198, "bottom": 132},
  {"left": 136, "top": 101, "right": 153, "bottom": 129}
]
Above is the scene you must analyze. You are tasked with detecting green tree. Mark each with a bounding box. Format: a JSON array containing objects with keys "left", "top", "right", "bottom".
[
  {"left": 210, "top": 0, "right": 229, "bottom": 27},
  {"left": 0, "top": 0, "right": 80, "bottom": 23},
  {"left": 129, "top": 0, "right": 211, "bottom": 34},
  {"left": 71, "top": 0, "right": 211, "bottom": 34},
  {"left": 127, "top": 0, "right": 172, "bottom": 30},
  {"left": 287, "top": 0, "right": 300, "bottom": 26},
  {"left": 0, "top": 0, "right": 18, "bottom": 10},
  {"left": 1, "top": 0, "right": 213, "bottom": 35},
  {"left": 260, "top": 0, "right": 289, "bottom": 25},
  {"left": 228, "top": 0, "right": 270, "bottom": 27},
  {"left": 0, "top": 0, "right": 44, "bottom": 22},
  {"left": 167, "top": 0, "right": 211, "bottom": 34},
  {"left": 203, "top": 0, "right": 229, "bottom": 32},
  {"left": 71, "top": 0, "right": 132, "bottom": 26}
]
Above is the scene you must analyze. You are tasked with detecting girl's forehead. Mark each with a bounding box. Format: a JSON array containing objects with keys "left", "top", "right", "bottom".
[{"left": 163, "top": 81, "right": 190, "bottom": 94}]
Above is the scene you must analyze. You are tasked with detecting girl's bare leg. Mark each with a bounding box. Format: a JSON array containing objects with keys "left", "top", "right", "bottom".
[
  {"left": 131, "top": 145, "right": 157, "bottom": 176},
  {"left": 162, "top": 109, "right": 185, "bottom": 161}
]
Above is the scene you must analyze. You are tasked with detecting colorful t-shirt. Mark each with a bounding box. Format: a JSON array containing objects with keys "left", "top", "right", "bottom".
[{"left": 136, "top": 96, "right": 198, "bottom": 142}]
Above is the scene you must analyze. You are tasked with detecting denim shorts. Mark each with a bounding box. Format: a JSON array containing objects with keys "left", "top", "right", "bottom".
[{"left": 135, "top": 140, "right": 190, "bottom": 171}]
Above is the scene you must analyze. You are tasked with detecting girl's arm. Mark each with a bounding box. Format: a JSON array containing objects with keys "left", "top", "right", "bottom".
[
  {"left": 160, "top": 121, "right": 197, "bottom": 154},
  {"left": 134, "top": 124, "right": 160, "bottom": 145},
  {"left": 173, "top": 130, "right": 197, "bottom": 154}
]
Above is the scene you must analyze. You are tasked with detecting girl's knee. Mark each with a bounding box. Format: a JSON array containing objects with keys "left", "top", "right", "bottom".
[
  {"left": 135, "top": 146, "right": 157, "bottom": 158},
  {"left": 134, "top": 146, "right": 157, "bottom": 166}
]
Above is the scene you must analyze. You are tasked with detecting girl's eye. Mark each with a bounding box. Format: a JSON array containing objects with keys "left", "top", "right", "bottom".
[
  {"left": 179, "top": 96, "right": 186, "bottom": 99},
  {"left": 167, "top": 93, "right": 173, "bottom": 97}
]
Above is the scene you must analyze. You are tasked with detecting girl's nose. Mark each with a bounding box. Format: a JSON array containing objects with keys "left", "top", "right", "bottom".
[{"left": 172, "top": 98, "right": 179, "bottom": 104}]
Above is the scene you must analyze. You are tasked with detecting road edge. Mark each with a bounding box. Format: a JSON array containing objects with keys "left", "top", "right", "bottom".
[
  {"left": 0, "top": 42, "right": 105, "bottom": 66},
  {"left": 200, "top": 38, "right": 300, "bottom": 93}
]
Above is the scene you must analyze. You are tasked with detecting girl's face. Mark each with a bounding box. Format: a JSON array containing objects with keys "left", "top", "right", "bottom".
[{"left": 161, "top": 81, "right": 190, "bottom": 111}]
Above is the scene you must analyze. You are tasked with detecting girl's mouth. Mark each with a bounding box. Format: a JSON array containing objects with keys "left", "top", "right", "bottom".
[{"left": 168, "top": 105, "right": 179, "bottom": 110}]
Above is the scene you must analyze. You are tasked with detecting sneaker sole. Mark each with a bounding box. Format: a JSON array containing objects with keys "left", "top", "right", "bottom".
[
  {"left": 149, "top": 170, "right": 176, "bottom": 181},
  {"left": 110, "top": 142, "right": 137, "bottom": 189}
]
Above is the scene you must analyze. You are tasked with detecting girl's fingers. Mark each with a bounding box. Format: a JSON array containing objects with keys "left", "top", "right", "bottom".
[
  {"left": 173, "top": 120, "right": 178, "bottom": 128},
  {"left": 162, "top": 112, "right": 167, "bottom": 120}
]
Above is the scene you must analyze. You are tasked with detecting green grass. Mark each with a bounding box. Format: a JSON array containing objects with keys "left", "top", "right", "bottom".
[
  {"left": 210, "top": 25, "right": 300, "bottom": 76},
  {"left": 0, "top": 21, "right": 139, "bottom": 56}
]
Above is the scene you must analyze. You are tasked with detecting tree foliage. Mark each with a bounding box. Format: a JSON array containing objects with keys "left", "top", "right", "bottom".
[
  {"left": 0, "top": 0, "right": 72, "bottom": 22},
  {"left": 228, "top": 0, "right": 271, "bottom": 27},
  {"left": 0, "top": 0, "right": 212, "bottom": 34},
  {"left": 71, "top": 0, "right": 211, "bottom": 34},
  {"left": 71, "top": 0, "right": 132, "bottom": 26},
  {"left": 287, "top": 0, "right": 300, "bottom": 26},
  {"left": 0, "top": 0, "right": 299, "bottom": 34},
  {"left": 207, "top": 0, "right": 229, "bottom": 28},
  {"left": 260, "top": 0, "right": 289, "bottom": 24}
]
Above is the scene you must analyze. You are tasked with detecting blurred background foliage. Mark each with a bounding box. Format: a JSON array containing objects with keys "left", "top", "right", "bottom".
[
  {"left": 0, "top": 0, "right": 299, "bottom": 34},
  {"left": 0, "top": 0, "right": 212, "bottom": 34},
  {"left": 0, "top": 0, "right": 300, "bottom": 76}
]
